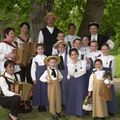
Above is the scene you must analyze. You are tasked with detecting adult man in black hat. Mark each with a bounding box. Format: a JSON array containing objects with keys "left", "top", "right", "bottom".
[{"left": 88, "top": 22, "right": 114, "bottom": 50}]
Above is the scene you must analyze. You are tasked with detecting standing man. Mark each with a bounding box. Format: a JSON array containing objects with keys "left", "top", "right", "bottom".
[
  {"left": 88, "top": 22, "right": 114, "bottom": 50},
  {"left": 38, "top": 12, "right": 60, "bottom": 56}
]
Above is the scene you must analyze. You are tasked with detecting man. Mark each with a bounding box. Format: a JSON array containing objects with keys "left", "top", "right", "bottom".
[
  {"left": 38, "top": 12, "right": 60, "bottom": 56},
  {"left": 88, "top": 22, "right": 114, "bottom": 50}
]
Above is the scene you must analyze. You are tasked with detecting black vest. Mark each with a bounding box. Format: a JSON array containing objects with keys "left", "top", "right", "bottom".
[
  {"left": 88, "top": 34, "right": 109, "bottom": 50},
  {"left": 0, "top": 74, "right": 18, "bottom": 96},
  {"left": 42, "top": 27, "right": 60, "bottom": 56}
]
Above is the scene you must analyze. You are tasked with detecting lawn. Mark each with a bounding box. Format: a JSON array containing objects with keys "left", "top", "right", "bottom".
[
  {"left": 0, "top": 92, "right": 120, "bottom": 120},
  {"left": 114, "top": 54, "right": 120, "bottom": 77}
]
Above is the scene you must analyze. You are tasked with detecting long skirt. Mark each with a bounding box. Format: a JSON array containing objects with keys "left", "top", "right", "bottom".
[
  {"left": 65, "top": 75, "right": 87, "bottom": 116},
  {"left": 32, "top": 65, "right": 48, "bottom": 106},
  {"left": 103, "top": 67, "right": 117, "bottom": 114}
]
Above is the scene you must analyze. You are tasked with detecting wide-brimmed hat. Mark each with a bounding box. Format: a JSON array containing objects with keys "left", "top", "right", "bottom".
[
  {"left": 44, "top": 12, "right": 57, "bottom": 21},
  {"left": 44, "top": 55, "right": 60, "bottom": 65},
  {"left": 53, "top": 41, "right": 67, "bottom": 49},
  {"left": 88, "top": 22, "right": 99, "bottom": 29}
]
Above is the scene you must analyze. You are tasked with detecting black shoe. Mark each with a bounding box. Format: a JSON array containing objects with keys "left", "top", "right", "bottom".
[
  {"left": 108, "top": 112, "right": 114, "bottom": 116},
  {"left": 38, "top": 106, "right": 43, "bottom": 112},
  {"left": 42, "top": 106, "right": 47, "bottom": 112},
  {"left": 52, "top": 114, "right": 59, "bottom": 120},
  {"left": 56, "top": 113, "right": 65, "bottom": 118}
]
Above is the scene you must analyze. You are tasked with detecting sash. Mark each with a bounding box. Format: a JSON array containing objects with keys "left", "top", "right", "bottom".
[
  {"left": 17, "top": 35, "right": 30, "bottom": 42},
  {"left": 2, "top": 41, "right": 17, "bottom": 48}
]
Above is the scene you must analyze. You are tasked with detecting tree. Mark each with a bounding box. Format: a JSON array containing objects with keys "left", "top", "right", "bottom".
[
  {"left": 78, "top": 0, "right": 107, "bottom": 36},
  {"left": 30, "top": 0, "right": 54, "bottom": 41}
]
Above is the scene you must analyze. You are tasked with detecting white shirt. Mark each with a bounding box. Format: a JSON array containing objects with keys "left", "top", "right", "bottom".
[
  {"left": 15, "top": 36, "right": 33, "bottom": 48},
  {"left": 88, "top": 69, "right": 105, "bottom": 91},
  {"left": 65, "top": 35, "right": 80, "bottom": 53},
  {"left": 38, "top": 26, "right": 54, "bottom": 43},
  {"left": 31, "top": 54, "right": 46, "bottom": 81},
  {"left": 58, "top": 52, "right": 66, "bottom": 63},
  {"left": 91, "top": 34, "right": 114, "bottom": 49},
  {"left": 0, "top": 72, "right": 17, "bottom": 97},
  {"left": 91, "top": 34, "right": 98, "bottom": 41},
  {"left": 87, "top": 50, "right": 101, "bottom": 62},
  {"left": 67, "top": 59, "right": 86, "bottom": 79},
  {"left": 98, "top": 54, "right": 115, "bottom": 76},
  {"left": 80, "top": 46, "right": 91, "bottom": 58},
  {"left": 0, "top": 42, "right": 20, "bottom": 74},
  {"left": 40, "top": 67, "right": 63, "bottom": 82}
]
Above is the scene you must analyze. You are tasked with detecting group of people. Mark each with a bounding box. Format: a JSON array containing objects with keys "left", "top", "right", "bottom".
[{"left": 0, "top": 12, "right": 117, "bottom": 120}]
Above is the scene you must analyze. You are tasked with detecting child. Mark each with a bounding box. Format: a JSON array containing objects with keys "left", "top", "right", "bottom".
[
  {"left": 53, "top": 41, "right": 68, "bottom": 107},
  {"left": 65, "top": 48, "right": 87, "bottom": 116},
  {"left": 80, "top": 35, "right": 91, "bottom": 57},
  {"left": 31, "top": 43, "right": 48, "bottom": 112},
  {"left": 52, "top": 31, "right": 65, "bottom": 55},
  {"left": 88, "top": 59, "right": 112, "bottom": 120},
  {"left": 65, "top": 23, "right": 80, "bottom": 53},
  {"left": 40, "top": 56, "right": 64, "bottom": 120},
  {"left": 0, "top": 60, "right": 21, "bottom": 120},
  {"left": 98, "top": 44, "right": 117, "bottom": 115}
]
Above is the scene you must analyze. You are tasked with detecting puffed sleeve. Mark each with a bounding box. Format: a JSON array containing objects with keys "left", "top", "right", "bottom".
[
  {"left": 0, "top": 43, "right": 6, "bottom": 60},
  {"left": 58, "top": 70, "right": 63, "bottom": 81},
  {"left": 40, "top": 70, "right": 48, "bottom": 82},
  {"left": 38, "top": 30, "right": 44, "bottom": 43},
  {"left": 31, "top": 58, "right": 36, "bottom": 81},
  {"left": 106, "top": 39, "right": 114, "bottom": 49},
  {"left": 0, "top": 77, "right": 15, "bottom": 97}
]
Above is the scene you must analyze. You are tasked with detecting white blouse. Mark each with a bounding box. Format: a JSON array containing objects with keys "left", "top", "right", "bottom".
[
  {"left": 40, "top": 67, "right": 63, "bottom": 82},
  {"left": 31, "top": 54, "right": 46, "bottom": 81},
  {"left": 87, "top": 50, "right": 101, "bottom": 62},
  {"left": 0, "top": 42, "right": 20, "bottom": 74},
  {"left": 15, "top": 36, "right": 33, "bottom": 48},
  {"left": 38, "top": 26, "right": 54, "bottom": 44},
  {"left": 67, "top": 59, "right": 87, "bottom": 79},
  {"left": 98, "top": 54, "right": 115, "bottom": 76},
  {"left": 88, "top": 69, "right": 105, "bottom": 91},
  {"left": 0, "top": 72, "right": 17, "bottom": 97}
]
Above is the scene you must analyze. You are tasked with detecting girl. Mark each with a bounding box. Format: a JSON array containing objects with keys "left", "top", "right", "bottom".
[
  {"left": 0, "top": 27, "right": 20, "bottom": 75},
  {"left": 80, "top": 35, "right": 91, "bottom": 58},
  {"left": 65, "top": 48, "right": 87, "bottom": 116},
  {"left": 98, "top": 44, "right": 117, "bottom": 115},
  {"left": 31, "top": 43, "right": 48, "bottom": 112},
  {"left": 88, "top": 59, "right": 112, "bottom": 120},
  {"left": 15, "top": 22, "right": 33, "bottom": 84},
  {"left": 0, "top": 60, "right": 21, "bottom": 120},
  {"left": 40, "top": 56, "right": 64, "bottom": 120}
]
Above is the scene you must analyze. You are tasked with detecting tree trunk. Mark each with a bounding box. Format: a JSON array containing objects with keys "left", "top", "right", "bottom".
[
  {"left": 29, "top": 0, "right": 54, "bottom": 42},
  {"left": 78, "top": 0, "right": 107, "bottom": 36}
]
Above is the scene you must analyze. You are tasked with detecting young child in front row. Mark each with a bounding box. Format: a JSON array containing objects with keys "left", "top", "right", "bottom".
[
  {"left": 88, "top": 59, "right": 112, "bottom": 120},
  {"left": 31, "top": 43, "right": 48, "bottom": 112},
  {"left": 40, "top": 56, "right": 65, "bottom": 120}
]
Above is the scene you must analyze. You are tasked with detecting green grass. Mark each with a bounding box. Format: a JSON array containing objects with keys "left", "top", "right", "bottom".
[
  {"left": 114, "top": 54, "right": 120, "bottom": 77},
  {"left": 0, "top": 93, "right": 120, "bottom": 120}
]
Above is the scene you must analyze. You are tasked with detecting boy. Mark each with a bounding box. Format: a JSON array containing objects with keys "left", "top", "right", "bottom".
[{"left": 40, "top": 56, "right": 64, "bottom": 120}]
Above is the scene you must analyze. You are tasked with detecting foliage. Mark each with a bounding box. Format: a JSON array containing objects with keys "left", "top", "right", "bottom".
[{"left": 100, "top": 0, "right": 120, "bottom": 51}]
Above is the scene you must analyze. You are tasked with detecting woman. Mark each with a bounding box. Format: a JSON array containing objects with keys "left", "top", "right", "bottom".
[
  {"left": 15, "top": 22, "right": 33, "bottom": 84},
  {"left": 0, "top": 27, "right": 20, "bottom": 76}
]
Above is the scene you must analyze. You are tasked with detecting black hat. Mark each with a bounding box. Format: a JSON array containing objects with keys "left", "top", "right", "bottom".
[{"left": 88, "top": 22, "right": 99, "bottom": 29}]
